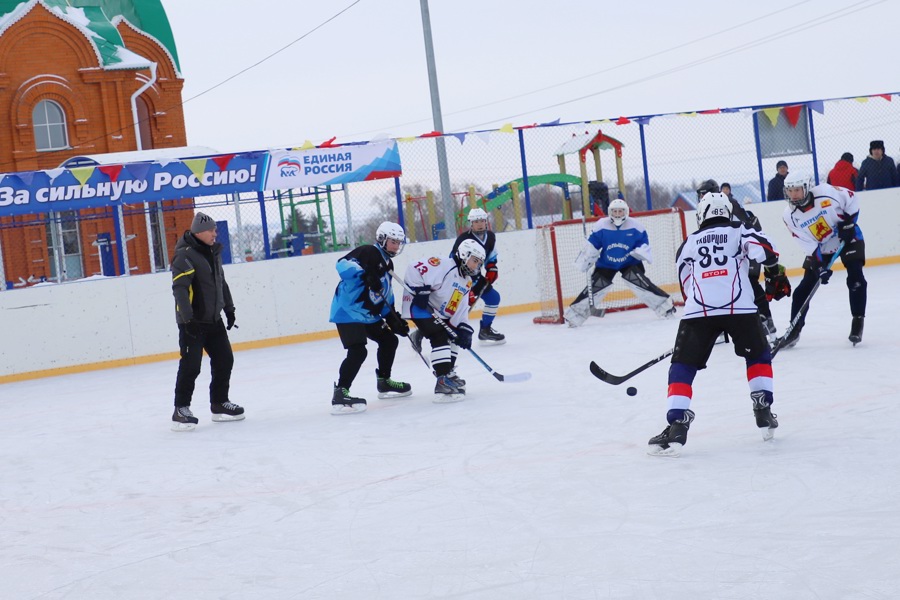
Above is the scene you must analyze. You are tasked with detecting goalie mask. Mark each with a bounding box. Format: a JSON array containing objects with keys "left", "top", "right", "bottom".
[
  {"left": 467, "top": 207, "right": 489, "bottom": 232},
  {"left": 696, "top": 192, "right": 732, "bottom": 226},
  {"left": 783, "top": 174, "right": 814, "bottom": 210},
  {"left": 375, "top": 221, "right": 407, "bottom": 257},
  {"left": 455, "top": 238, "right": 486, "bottom": 277},
  {"left": 608, "top": 199, "right": 629, "bottom": 227},
  {"left": 696, "top": 179, "right": 720, "bottom": 202}
]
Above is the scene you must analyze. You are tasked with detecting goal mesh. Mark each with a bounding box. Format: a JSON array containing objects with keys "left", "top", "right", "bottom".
[{"left": 534, "top": 208, "right": 687, "bottom": 324}]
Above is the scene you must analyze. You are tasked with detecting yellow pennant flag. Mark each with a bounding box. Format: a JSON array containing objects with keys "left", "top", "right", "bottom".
[
  {"left": 70, "top": 166, "right": 95, "bottom": 187},
  {"left": 183, "top": 159, "right": 208, "bottom": 182},
  {"left": 397, "top": 137, "right": 417, "bottom": 143},
  {"left": 761, "top": 107, "right": 781, "bottom": 127},
  {"left": 498, "top": 123, "right": 515, "bottom": 133},
  {"left": 853, "top": 97, "right": 869, "bottom": 103},
  {"left": 300, "top": 140, "right": 316, "bottom": 150}
]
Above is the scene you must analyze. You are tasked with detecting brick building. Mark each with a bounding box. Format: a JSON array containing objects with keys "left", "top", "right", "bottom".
[{"left": 0, "top": 0, "right": 193, "bottom": 285}]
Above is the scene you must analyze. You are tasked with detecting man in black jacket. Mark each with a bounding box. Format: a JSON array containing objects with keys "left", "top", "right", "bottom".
[
  {"left": 170, "top": 212, "right": 245, "bottom": 431},
  {"left": 766, "top": 160, "right": 788, "bottom": 201}
]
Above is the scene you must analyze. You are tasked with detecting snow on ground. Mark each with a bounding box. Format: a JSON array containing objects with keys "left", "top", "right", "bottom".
[{"left": 2, "top": 264, "right": 899, "bottom": 600}]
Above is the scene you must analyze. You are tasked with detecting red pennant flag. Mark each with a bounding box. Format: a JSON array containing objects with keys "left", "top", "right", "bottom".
[
  {"left": 699, "top": 109, "right": 721, "bottom": 114},
  {"left": 615, "top": 116, "right": 631, "bottom": 125},
  {"left": 98, "top": 165, "right": 123, "bottom": 182},
  {"left": 212, "top": 154, "right": 235, "bottom": 171},
  {"left": 878, "top": 94, "right": 892, "bottom": 102},
  {"left": 419, "top": 131, "right": 443, "bottom": 138},
  {"left": 783, "top": 105, "right": 804, "bottom": 128},
  {"left": 516, "top": 123, "right": 538, "bottom": 129},
  {"left": 318, "top": 136, "right": 339, "bottom": 148}
]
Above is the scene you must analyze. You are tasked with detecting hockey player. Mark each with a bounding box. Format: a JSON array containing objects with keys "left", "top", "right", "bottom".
[
  {"left": 450, "top": 207, "right": 505, "bottom": 344},
  {"left": 329, "top": 222, "right": 412, "bottom": 415},
  {"left": 779, "top": 174, "right": 866, "bottom": 348},
  {"left": 401, "top": 239, "right": 485, "bottom": 402},
  {"left": 696, "top": 180, "right": 790, "bottom": 341},
  {"left": 564, "top": 199, "right": 675, "bottom": 327},
  {"left": 171, "top": 212, "right": 245, "bottom": 431},
  {"left": 648, "top": 193, "right": 790, "bottom": 456}
]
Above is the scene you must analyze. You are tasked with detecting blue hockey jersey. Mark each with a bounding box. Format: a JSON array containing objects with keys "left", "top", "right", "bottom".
[
  {"left": 329, "top": 244, "right": 395, "bottom": 324},
  {"left": 585, "top": 216, "right": 651, "bottom": 270}
]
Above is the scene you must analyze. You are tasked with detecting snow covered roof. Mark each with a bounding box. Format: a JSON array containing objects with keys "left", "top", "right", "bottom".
[
  {"left": 0, "top": 0, "right": 180, "bottom": 74},
  {"left": 554, "top": 130, "right": 624, "bottom": 156},
  {"left": 60, "top": 146, "right": 220, "bottom": 168}
]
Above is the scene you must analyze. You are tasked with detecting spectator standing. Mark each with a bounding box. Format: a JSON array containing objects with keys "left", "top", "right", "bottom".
[
  {"left": 767, "top": 160, "right": 789, "bottom": 201},
  {"left": 856, "top": 140, "right": 897, "bottom": 191},
  {"left": 827, "top": 152, "right": 858, "bottom": 191}
]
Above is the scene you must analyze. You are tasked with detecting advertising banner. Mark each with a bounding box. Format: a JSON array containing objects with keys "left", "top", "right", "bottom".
[
  {"left": 265, "top": 141, "right": 401, "bottom": 190},
  {"left": 0, "top": 153, "right": 268, "bottom": 217}
]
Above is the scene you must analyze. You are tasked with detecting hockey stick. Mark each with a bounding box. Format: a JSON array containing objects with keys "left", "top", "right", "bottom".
[
  {"left": 389, "top": 271, "right": 531, "bottom": 383},
  {"left": 369, "top": 271, "right": 433, "bottom": 371},
  {"left": 589, "top": 348, "right": 673, "bottom": 385},
  {"left": 770, "top": 242, "right": 845, "bottom": 357}
]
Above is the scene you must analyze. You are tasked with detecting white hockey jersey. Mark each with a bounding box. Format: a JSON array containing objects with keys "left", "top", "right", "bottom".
[
  {"left": 677, "top": 221, "right": 779, "bottom": 319},
  {"left": 782, "top": 183, "right": 859, "bottom": 256},
  {"left": 401, "top": 256, "right": 472, "bottom": 328}
]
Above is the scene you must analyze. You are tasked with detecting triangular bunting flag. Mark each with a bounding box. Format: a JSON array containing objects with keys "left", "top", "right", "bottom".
[
  {"left": 615, "top": 116, "right": 631, "bottom": 125},
  {"left": 498, "top": 123, "right": 515, "bottom": 133},
  {"left": 397, "top": 137, "right": 417, "bottom": 143},
  {"left": 157, "top": 157, "right": 179, "bottom": 167},
  {"left": 98, "top": 165, "right": 123, "bottom": 182},
  {"left": 808, "top": 100, "right": 825, "bottom": 115},
  {"left": 475, "top": 131, "right": 492, "bottom": 144},
  {"left": 125, "top": 162, "right": 152, "bottom": 181},
  {"left": 184, "top": 159, "right": 208, "bottom": 181},
  {"left": 70, "top": 167, "right": 95, "bottom": 187},
  {"left": 449, "top": 132, "right": 466, "bottom": 144},
  {"left": 419, "top": 131, "right": 443, "bottom": 138},
  {"left": 517, "top": 123, "right": 538, "bottom": 129},
  {"left": 699, "top": 109, "right": 721, "bottom": 114},
  {"left": 720, "top": 107, "right": 741, "bottom": 113},
  {"left": 540, "top": 118, "right": 561, "bottom": 126},
  {"left": 680, "top": 112, "right": 699, "bottom": 118},
  {"left": 853, "top": 97, "right": 869, "bottom": 103},
  {"left": 300, "top": 140, "right": 316, "bottom": 150},
  {"left": 13, "top": 171, "right": 36, "bottom": 186},
  {"left": 634, "top": 116, "right": 652, "bottom": 126},
  {"left": 878, "top": 94, "right": 892, "bottom": 102},
  {"left": 783, "top": 105, "right": 804, "bottom": 128},
  {"left": 211, "top": 154, "right": 235, "bottom": 172},
  {"left": 46, "top": 168, "right": 66, "bottom": 182},
  {"left": 318, "top": 136, "right": 338, "bottom": 148},
  {"left": 761, "top": 107, "right": 781, "bottom": 127}
]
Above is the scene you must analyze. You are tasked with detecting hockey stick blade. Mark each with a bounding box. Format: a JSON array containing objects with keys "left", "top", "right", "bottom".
[
  {"left": 492, "top": 370, "right": 532, "bottom": 383},
  {"left": 589, "top": 347, "right": 674, "bottom": 386}
]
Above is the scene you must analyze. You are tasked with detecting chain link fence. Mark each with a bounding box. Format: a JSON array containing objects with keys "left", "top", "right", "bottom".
[{"left": 3, "top": 92, "right": 899, "bottom": 290}]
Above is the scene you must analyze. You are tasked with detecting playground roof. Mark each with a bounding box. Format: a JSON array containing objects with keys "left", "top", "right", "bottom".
[{"left": 554, "top": 130, "right": 624, "bottom": 157}]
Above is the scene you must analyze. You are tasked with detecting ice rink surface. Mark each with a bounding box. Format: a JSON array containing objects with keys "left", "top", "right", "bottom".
[{"left": 3, "top": 264, "right": 899, "bottom": 600}]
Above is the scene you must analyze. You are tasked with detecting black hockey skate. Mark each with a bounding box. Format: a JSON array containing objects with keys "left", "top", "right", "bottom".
[
  {"left": 448, "top": 367, "right": 466, "bottom": 390},
  {"left": 171, "top": 406, "right": 198, "bottom": 432},
  {"left": 211, "top": 401, "right": 245, "bottom": 422},
  {"left": 478, "top": 326, "right": 506, "bottom": 345},
  {"left": 849, "top": 316, "right": 864, "bottom": 346},
  {"left": 376, "top": 369, "right": 412, "bottom": 399},
  {"left": 331, "top": 385, "right": 367, "bottom": 415},
  {"left": 647, "top": 410, "right": 695, "bottom": 457},
  {"left": 777, "top": 325, "right": 802, "bottom": 351},
  {"left": 751, "top": 391, "right": 778, "bottom": 441},
  {"left": 434, "top": 374, "right": 465, "bottom": 403}
]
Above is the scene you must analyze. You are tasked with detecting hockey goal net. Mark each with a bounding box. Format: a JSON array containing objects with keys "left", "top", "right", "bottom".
[{"left": 534, "top": 208, "right": 688, "bottom": 324}]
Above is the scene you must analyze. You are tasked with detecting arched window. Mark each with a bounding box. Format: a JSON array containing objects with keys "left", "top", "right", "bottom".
[{"left": 33, "top": 100, "right": 69, "bottom": 151}]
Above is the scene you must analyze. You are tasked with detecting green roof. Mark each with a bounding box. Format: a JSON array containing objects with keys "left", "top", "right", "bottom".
[{"left": 0, "top": 0, "right": 180, "bottom": 73}]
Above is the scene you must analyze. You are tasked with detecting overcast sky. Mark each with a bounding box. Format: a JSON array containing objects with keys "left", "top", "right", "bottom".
[{"left": 163, "top": 0, "right": 896, "bottom": 153}]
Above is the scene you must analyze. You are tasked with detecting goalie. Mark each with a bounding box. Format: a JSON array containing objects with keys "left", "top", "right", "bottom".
[{"left": 564, "top": 199, "right": 675, "bottom": 327}]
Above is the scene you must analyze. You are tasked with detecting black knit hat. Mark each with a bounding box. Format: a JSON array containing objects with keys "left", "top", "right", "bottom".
[{"left": 870, "top": 140, "right": 885, "bottom": 152}]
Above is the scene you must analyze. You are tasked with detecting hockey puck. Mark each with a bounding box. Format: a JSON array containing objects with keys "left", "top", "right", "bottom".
[{"left": 626, "top": 386, "right": 638, "bottom": 396}]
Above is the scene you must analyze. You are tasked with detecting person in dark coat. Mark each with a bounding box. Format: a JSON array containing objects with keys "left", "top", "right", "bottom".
[
  {"left": 767, "top": 160, "right": 788, "bottom": 201},
  {"left": 170, "top": 212, "right": 245, "bottom": 431},
  {"left": 857, "top": 140, "right": 897, "bottom": 191},
  {"left": 827, "top": 152, "right": 858, "bottom": 190}
]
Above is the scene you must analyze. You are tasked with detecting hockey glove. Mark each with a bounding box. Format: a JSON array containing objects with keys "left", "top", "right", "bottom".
[
  {"left": 838, "top": 215, "right": 858, "bottom": 244},
  {"left": 225, "top": 309, "right": 237, "bottom": 330},
  {"left": 818, "top": 266, "right": 833, "bottom": 285},
  {"left": 411, "top": 285, "right": 432, "bottom": 310},
  {"left": 629, "top": 245, "right": 651, "bottom": 262},
  {"left": 485, "top": 262, "right": 499, "bottom": 284},
  {"left": 763, "top": 264, "right": 791, "bottom": 301},
  {"left": 385, "top": 310, "right": 409, "bottom": 337},
  {"left": 453, "top": 323, "right": 474, "bottom": 349},
  {"left": 364, "top": 270, "right": 383, "bottom": 293},
  {"left": 468, "top": 290, "right": 478, "bottom": 307}
]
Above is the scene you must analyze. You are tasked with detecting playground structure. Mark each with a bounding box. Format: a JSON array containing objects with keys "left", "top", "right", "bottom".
[
  {"left": 402, "top": 130, "right": 626, "bottom": 242},
  {"left": 272, "top": 185, "right": 346, "bottom": 257}
]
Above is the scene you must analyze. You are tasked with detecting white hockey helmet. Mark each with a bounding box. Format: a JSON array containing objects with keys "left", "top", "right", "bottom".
[
  {"left": 467, "top": 207, "right": 489, "bottom": 232},
  {"left": 455, "top": 238, "right": 486, "bottom": 277},
  {"left": 375, "top": 221, "right": 407, "bottom": 257},
  {"left": 696, "top": 192, "right": 732, "bottom": 226},
  {"left": 608, "top": 199, "right": 629, "bottom": 227},
  {"left": 783, "top": 173, "right": 814, "bottom": 209}
]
